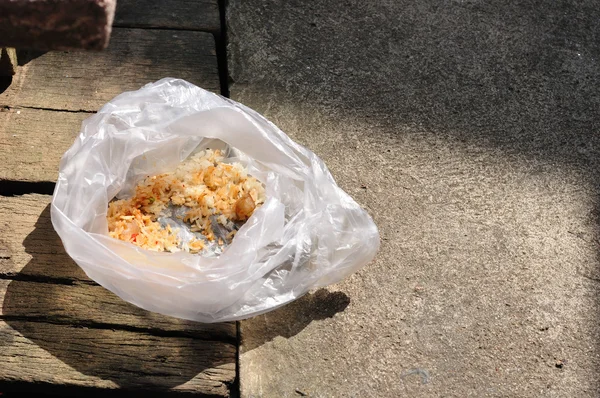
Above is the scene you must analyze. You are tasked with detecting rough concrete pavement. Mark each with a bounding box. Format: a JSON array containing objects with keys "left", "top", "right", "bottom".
[{"left": 228, "top": 1, "right": 600, "bottom": 396}]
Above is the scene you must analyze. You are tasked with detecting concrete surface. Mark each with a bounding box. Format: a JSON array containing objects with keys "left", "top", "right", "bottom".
[{"left": 228, "top": 1, "right": 600, "bottom": 396}]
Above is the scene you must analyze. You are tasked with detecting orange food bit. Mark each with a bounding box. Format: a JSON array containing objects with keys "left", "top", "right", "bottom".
[{"left": 235, "top": 193, "right": 255, "bottom": 221}]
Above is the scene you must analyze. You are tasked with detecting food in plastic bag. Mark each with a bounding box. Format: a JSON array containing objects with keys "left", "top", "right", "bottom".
[
  {"left": 51, "top": 78, "right": 380, "bottom": 322},
  {"left": 107, "top": 149, "right": 266, "bottom": 254}
]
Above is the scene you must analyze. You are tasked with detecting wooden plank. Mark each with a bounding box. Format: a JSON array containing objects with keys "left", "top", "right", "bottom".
[
  {"left": 0, "top": 321, "right": 235, "bottom": 395},
  {"left": 0, "top": 278, "right": 236, "bottom": 342},
  {"left": 0, "top": 27, "right": 219, "bottom": 112},
  {"left": 0, "top": 107, "right": 89, "bottom": 182},
  {"left": 0, "top": 194, "right": 236, "bottom": 395},
  {"left": 0, "top": 26, "right": 220, "bottom": 182},
  {"left": 114, "top": 0, "right": 221, "bottom": 32},
  {"left": 0, "top": 194, "right": 93, "bottom": 281},
  {"left": 0, "top": 194, "right": 235, "bottom": 340}
]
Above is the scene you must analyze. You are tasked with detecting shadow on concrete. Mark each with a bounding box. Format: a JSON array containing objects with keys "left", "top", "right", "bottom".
[
  {"left": 2, "top": 205, "right": 234, "bottom": 396},
  {"left": 241, "top": 289, "right": 350, "bottom": 352}
]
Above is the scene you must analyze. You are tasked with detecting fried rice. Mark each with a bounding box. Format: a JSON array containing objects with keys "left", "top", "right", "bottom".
[{"left": 107, "top": 149, "right": 266, "bottom": 253}]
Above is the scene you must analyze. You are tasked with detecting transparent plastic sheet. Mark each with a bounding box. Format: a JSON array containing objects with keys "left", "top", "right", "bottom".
[{"left": 51, "top": 78, "right": 379, "bottom": 322}]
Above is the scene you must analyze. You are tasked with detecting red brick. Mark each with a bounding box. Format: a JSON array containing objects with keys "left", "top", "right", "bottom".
[{"left": 0, "top": 0, "right": 116, "bottom": 50}]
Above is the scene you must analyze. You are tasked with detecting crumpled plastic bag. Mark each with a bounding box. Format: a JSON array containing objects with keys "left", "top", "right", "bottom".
[{"left": 51, "top": 78, "right": 379, "bottom": 322}]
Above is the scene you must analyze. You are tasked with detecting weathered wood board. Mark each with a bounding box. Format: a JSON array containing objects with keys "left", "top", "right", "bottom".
[
  {"left": 0, "top": 194, "right": 236, "bottom": 395},
  {"left": 0, "top": 107, "right": 89, "bottom": 182},
  {"left": 0, "top": 27, "right": 219, "bottom": 112},
  {"left": 0, "top": 194, "right": 91, "bottom": 280},
  {"left": 0, "top": 26, "right": 219, "bottom": 183},
  {"left": 0, "top": 321, "right": 235, "bottom": 395},
  {"left": 115, "top": 0, "right": 221, "bottom": 32},
  {"left": 0, "top": 1, "right": 233, "bottom": 395}
]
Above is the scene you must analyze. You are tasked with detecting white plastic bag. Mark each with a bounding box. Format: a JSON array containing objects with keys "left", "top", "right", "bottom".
[{"left": 51, "top": 78, "right": 379, "bottom": 322}]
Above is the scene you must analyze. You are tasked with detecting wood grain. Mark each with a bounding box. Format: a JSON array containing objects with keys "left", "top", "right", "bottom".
[
  {"left": 0, "top": 278, "right": 236, "bottom": 343},
  {"left": 0, "top": 26, "right": 220, "bottom": 182},
  {"left": 0, "top": 194, "right": 235, "bottom": 339},
  {"left": 0, "top": 27, "right": 219, "bottom": 112},
  {"left": 0, "top": 194, "right": 236, "bottom": 394},
  {"left": 114, "top": 0, "right": 221, "bottom": 32},
  {"left": 0, "top": 320, "right": 235, "bottom": 395},
  {"left": 0, "top": 194, "right": 95, "bottom": 281},
  {"left": 0, "top": 107, "right": 89, "bottom": 182},
  {"left": 0, "top": 5, "right": 230, "bottom": 393}
]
